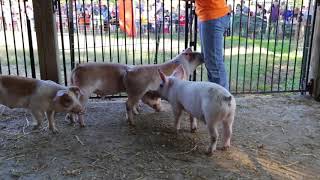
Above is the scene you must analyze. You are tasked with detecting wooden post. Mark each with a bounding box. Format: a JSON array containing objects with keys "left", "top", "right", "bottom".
[
  {"left": 32, "top": 0, "right": 61, "bottom": 83},
  {"left": 310, "top": 3, "right": 320, "bottom": 100}
]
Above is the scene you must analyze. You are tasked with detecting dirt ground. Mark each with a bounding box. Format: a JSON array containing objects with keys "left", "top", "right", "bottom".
[{"left": 0, "top": 94, "right": 319, "bottom": 180}]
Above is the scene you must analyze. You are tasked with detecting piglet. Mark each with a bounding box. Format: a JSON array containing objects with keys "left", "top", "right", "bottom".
[
  {"left": 156, "top": 65, "right": 236, "bottom": 155},
  {"left": 0, "top": 75, "right": 84, "bottom": 133}
]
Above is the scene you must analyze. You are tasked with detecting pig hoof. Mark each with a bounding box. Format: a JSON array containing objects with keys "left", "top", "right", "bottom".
[
  {"left": 79, "top": 124, "right": 86, "bottom": 128},
  {"left": 51, "top": 128, "right": 59, "bottom": 134},
  {"left": 218, "top": 146, "right": 230, "bottom": 151},
  {"left": 133, "top": 109, "right": 140, "bottom": 115},
  {"left": 205, "top": 151, "right": 214, "bottom": 156},
  {"left": 127, "top": 121, "right": 135, "bottom": 127},
  {"left": 68, "top": 121, "right": 76, "bottom": 126},
  {"left": 190, "top": 128, "right": 197, "bottom": 133},
  {"left": 206, "top": 147, "right": 216, "bottom": 156},
  {"left": 33, "top": 125, "right": 41, "bottom": 130}
]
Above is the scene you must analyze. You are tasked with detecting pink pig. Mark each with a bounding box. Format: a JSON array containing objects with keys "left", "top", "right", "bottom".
[{"left": 0, "top": 75, "right": 84, "bottom": 133}]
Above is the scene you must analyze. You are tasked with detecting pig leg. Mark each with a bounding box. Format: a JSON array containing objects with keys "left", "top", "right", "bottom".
[
  {"left": 126, "top": 92, "right": 145, "bottom": 126},
  {"left": 222, "top": 114, "right": 234, "bottom": 150},
  {"left": 47, "top": 110, "right": 59, "bottom": 133},
  {"left": 77, "top": 94, "right": 90, "bottom": 128},
  {"left": 66, "top": 113, "right": 76, "bottom": 124},
  {"left": 190, "top": 115, "right": 198, "bottom": 133},
  {"left": 206, "top": 117, "right": 219, "bottom": 155},
  {"left": 31, "top": 110, "right": 45, "bottom": 130},
  {"left": 172, "top": 104, "right": 183, "bottom": 133},
  {"left": 133, "top": 103, "right": 141, "bottom": 115}
]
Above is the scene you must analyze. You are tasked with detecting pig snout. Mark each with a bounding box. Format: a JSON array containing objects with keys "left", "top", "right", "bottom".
[
  {"left": 198, "top": 53, "right": 204, "bottom": 63},
  {"left": 193, "top": 52, "right": 204, "bottom": 64},
  {"left": 142, "top": 95, "right": 162, "bottom": 112},
  {"left": 72, "top": 105, "right": 85, "bottom": 115},
  {"left": 152, "top": 102, "right": 162, "bottom": 112}
]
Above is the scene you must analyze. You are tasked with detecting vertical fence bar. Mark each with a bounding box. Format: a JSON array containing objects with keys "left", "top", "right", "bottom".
[
  {"left": 162, "top": 1, "right": 165, "bottom": 63},
  {"left": 299, "top": 0, "right": 313, "bottom": 91},
  {"left": 243, "top": 0, "right": 251, "bottom": 92},
  {"left": 139, "top": 0, "right": 143, "bottom": 64},
  {"left": 229, "top": 0, "right": 236, "bottom": 90},
  {"left": 57, "top": 0, "right": 67, "bottom": 85},
  {"left": 18, "top": 0, "right": 27, "bottom": 77},
  {"left": 9, "top": 0, "right": 19, "bottom": 75},
  {"left": 184, "top": 0, "right": 189, "bottom": 49},
  {"left": 236, "top": 1, "right": 244, "bottom": 93},
  {"left": 107, "top": 0, "right": 112, "bottom": 62},
  {"left": 249, "top": 0, "right": 258, "bottom": 92},
  {"left": 178, "top": 0, "right": 181, "bottom": 53},
  {"left": 291, "top": 0, "right": 305, "bottom": 90},
  {"left": 99, "top": 0, "right": 104, "bottom": 62},
  {"left": 67, "top": 0, "right": 75, "bottom": 71},
  {"left": 305, "top": 2, "right": 318, "bottom": 90},
  {"left": 131, "top": 0, "right": 135, "bottom": 65},
  {"left": 257, "top": 0, "right": 266, "bottom": 91},
  {"left": 74, "top": 0, "right": 81, "bottom": 64},
  {"left": 278, "top": 0, "right": 289, "bottom": 91},
  {"left": 82, "top": 0, "right": 89, "bottom": 62},
  {"left": 270, "top": 0, "right": 282, "bottom": 91},
  {"left": 123, "top": 0, "right": 128, "bottom": 64},
  {"left": 284, "top": 0, "right": 297, "bottom": 91},
  {"left": 115, "top": 0, "right": 120, "bottom": 63},
  {"left": 192, "top": 1, "right": 197, "bottom": 81},
  {"left": 147, "top": 0, "right": 150, "bottom": 64},
  {"left": 91, "top": 0, "right": 96, "bottom": 62},
  {"left": 264, "top": 0, "right": 275, "bottom": 92},
  {"left": 170, "top": 0, "right": 173, "bottom": 59},
  {"left": 1, "top": 1, "right": 10, "bottom": 75},
  {"left": 154, "top": 0, "right": 158, "bottom": 64},
  {"left": 24, "top": 0, "right": 35, "bottom": 78}
]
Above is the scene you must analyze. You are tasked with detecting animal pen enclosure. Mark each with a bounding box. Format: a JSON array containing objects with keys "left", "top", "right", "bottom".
[
  {"left": 0, "top": 0, "right": 317, "bottom": 94},
  {"left": 0, "top": 0, "right": 320, "bottom": 179}
]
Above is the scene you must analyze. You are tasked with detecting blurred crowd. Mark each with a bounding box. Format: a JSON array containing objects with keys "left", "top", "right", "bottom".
[{"left": 0, "top": 0, "right": 315, "bottom": 40}]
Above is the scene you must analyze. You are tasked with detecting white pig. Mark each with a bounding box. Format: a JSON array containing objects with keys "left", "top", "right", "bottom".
[
  {"left": 156, "top": 65, "right": 236, "bottom": 155},
  {"left": 0, "top": 75, "right": 85, "bottom": 133}
]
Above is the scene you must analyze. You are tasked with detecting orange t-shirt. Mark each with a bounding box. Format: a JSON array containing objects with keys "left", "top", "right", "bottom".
[{"left": 195, "top": 0, "right": 230, "bottom": 22}]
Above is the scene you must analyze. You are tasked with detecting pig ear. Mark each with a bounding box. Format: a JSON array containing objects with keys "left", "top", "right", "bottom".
[
  {"left": 68, "top": 86, "right": 83, "bottom": 97},
  {"left": 56, "top": 90, "right": 67, "bottom": 97},
  {"left": 55, "top": 90, "right": 73, "bottom": 107},
  {"left": 158, "top": 69, "right": 167, "bottom": 83},
  {"left": 172, "top": 65, "right": 186, "bottom": 80},
  {"left": 183, "top": 47, "right": 192, "bottom": 53}
]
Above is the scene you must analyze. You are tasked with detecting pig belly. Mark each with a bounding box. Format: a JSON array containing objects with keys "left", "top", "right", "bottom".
[
  {"left": 90, "top": 79, "right": 125, "bottom": 97},
  {"left": 93, "top": 85, "right": 125, "bottom": 96},
  {"left": 181, "top": 102, "right": 203, "bottom": 120},
  {"left": 0, "top": 95, "right": 30, "bottom": 109}
]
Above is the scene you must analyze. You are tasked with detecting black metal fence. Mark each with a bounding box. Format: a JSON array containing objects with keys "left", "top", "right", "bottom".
[{"left": 0, "top": 0, "right": 318, "bottom": 94}]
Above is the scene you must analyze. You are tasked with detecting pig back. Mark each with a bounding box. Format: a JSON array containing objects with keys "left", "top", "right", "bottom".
[
  {"left": 0, "top": 75, "right": 38, "bottom": 108},
  {"left": 71, "top": 63, "right": 129, "bottom": 94}
]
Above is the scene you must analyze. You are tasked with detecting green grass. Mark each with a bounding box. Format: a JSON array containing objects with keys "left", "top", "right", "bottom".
[{"left": 0, "top": 31, "right": 307, "bottom": 94}]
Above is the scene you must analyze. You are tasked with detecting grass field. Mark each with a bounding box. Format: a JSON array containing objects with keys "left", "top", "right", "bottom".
[{"left": 0, "top": 30, "right": 309, "bottom": 93}]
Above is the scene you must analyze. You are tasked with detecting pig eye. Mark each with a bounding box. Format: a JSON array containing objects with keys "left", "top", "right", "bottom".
[
  {"left": 159, "top": 83, "right": 164, "bottom": 88},
  {"left": 61, "top": 95, "right": 73, "bottom": 107}
]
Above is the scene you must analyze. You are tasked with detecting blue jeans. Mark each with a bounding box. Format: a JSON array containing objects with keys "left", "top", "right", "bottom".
[{"left": 199, "top": 15, "right": 230, "bottom": 90}]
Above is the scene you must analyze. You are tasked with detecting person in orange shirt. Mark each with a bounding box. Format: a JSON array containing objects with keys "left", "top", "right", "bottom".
[{"left": 196, "top": 0, "right": 230, "bottom": 90}]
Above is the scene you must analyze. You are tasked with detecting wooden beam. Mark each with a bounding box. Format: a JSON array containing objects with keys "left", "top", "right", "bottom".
[
  {"left": 310, "top": 4, "right": 320, "bottom": 100},
  {"left": 32, "top": 0, "right": 61, "bottom": 83}
]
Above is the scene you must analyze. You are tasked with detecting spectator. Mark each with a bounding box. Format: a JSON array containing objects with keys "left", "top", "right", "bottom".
[
  {"left": 196, "top": 0, "right": 231, "bottom": 89},
  {"left": 268, "top": 0, "right": 280, "bottom": 37}
]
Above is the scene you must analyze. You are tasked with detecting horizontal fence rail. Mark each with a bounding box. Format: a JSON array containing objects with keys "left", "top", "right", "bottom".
[{"left": 0, "top": 0, "right": 317, "bottom": 95}]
